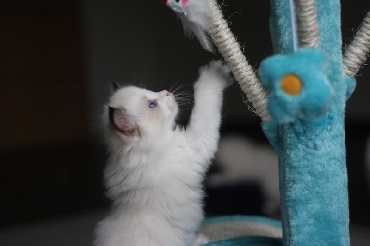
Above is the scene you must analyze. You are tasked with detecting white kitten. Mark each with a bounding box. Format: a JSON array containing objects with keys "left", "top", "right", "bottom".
[{"left": 94, "top": 61, "right": 232, "bottom": 246}]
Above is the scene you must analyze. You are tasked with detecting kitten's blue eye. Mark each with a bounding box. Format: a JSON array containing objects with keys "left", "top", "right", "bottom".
[{"left": 148, "top": 101, "right": 157, "bottom": 108}]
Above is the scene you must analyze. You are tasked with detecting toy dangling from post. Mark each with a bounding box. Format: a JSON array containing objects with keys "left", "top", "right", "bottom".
[{"left": 165, "top": 0, "right": 370, "bottom": 245}]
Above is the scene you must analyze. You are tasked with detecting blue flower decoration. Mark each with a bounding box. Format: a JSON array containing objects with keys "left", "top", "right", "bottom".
[{"left": 259, "top": 48, "right": 334, "bottom": 123}]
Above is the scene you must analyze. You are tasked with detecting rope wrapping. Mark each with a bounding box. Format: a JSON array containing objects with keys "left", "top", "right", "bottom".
[
  {"left": 294, "top": 0, "right": 320, "bottom": 48},
  {"left": 205, "top": 0, "right": 324, "bottom": 121},
  {"left": 207, "top": 0, "right": 271, "bottom": 122},
  {"left": 343, "top": 11, "right": 370, "bottom": 77}
]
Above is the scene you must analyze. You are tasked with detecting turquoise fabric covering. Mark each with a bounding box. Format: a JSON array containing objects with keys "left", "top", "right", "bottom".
[
  {"left": 201, "top": 216, "right": 282, "bottom": 246},
  {"left": 261, "top": 0, "right": 355, "bottom": 245},
  {"left": 204, "top": 237, "right": 282, "bottom": 246},
  {"left": 202, "top": 216, "right": 282, "bottom": 228},
  {"left": 259, "top": 48, "right": 334, "bottom": 123}
]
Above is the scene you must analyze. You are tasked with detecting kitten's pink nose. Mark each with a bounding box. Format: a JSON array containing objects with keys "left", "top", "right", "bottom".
[{"left": 160, "top": 90, "right": 171, "bottom": 97}]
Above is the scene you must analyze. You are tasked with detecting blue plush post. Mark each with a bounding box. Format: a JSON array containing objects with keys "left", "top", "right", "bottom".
[{"left": 260, "top": 0, "right": 354, "bottom": 245}]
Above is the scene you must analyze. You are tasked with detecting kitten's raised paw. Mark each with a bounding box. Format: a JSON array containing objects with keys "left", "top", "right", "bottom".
[
  {"left": 208, "top": 60, "right": 230, "bottom": 75},
  {"left": 198, "top": 60, "right": 233, "bottom": 89}
]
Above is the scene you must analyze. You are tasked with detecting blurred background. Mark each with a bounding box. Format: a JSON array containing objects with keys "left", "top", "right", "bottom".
[{"left": 0, "top": 0, "right": 369, "bottom": 245}]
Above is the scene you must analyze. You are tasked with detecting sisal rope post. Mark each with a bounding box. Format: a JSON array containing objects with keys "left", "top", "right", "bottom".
[
  {"left": 207, "top": 0, "right": 271, "bottom": 122},
  {"left": 343, "top": 11, "right": 370, "bottom": 77},
  {"left": 293, "top": 0, "right": 320, "bottom": 48}
]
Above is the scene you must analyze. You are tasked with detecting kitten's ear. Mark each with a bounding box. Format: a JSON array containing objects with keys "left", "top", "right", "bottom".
[
  {"left": 109, "top": 107, "right": 138, "bottom": 136},
  {"left": 111, "top": 82, "right": 120, "bottom": 92}
]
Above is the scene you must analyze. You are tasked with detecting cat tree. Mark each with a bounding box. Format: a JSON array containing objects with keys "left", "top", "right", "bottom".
[{"left": 164, "top": 0, "right": 370, "bottom": 245}]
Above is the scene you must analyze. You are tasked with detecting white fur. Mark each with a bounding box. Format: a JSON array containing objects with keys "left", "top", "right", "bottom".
[
  {"left": 165, "top": 0, "right": 214, "bottom": 52},
  {"left": 94, "top": 61, "right": 232, "bottom": 246}
]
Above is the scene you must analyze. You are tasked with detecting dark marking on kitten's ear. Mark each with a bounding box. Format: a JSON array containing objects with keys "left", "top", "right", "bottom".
[
  {"left": 109, "top": 107, "right": 140, "bottom": 137},
  {"left": 111, "top": 82, "right": 120, "bottom": 92}
]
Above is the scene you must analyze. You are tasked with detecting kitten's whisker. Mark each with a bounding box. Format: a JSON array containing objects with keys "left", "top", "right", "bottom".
[
  {"left": 174, "top": 92, "right": 192, "bottom": 98},
  {"left": 174, "top": 92, "right": 193, "bottom": 101},
  {"left": 174, "top": 91, "right": 189, "bottom": 97},
  {"left": 132, "top": 72, "right": 140, "bottom": 88},
  {"left": 175, "top": 90, "right": 192, "bottom": 96},
  {"left": 169, "top": 76, "right": 192, "bottom": 95},
  {"left": 171, "top": 75, "right": 184, "bottom": 88},
  {"left": 171, "top": 84, "right": 192, "bottom": 96},
  {"left": 176, "top": 99, "right": 192, "bottom": 104},
  {"left": 176, "top": 99, "right": 194, "bottom": 106},
  {"left": 138, "top": 72, "right": 149, "bottom": 89},
  {"left": 170, "top": 83, "right": 183, "bottom": 95},
  {"left": 169, "top": 76, "right": 184, "bottom": 92},
  {"left": 131, "top": 71, "right": 150, "bottom": 89},
  {"left": 169, "top": 81, "right": 177, "bottom": 92},
  {"left": 174, "top": 94, "right": 193, "bottom": 102}
]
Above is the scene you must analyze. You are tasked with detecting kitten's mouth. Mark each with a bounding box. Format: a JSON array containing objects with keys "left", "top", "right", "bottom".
[
  {"left": 167, "top": 96, "right": 177, "bottom": 111},
  {"left": 171, "top": 95, "right": 178, "bottom": 108},
  {"left": 161, "top": 90, "right": 176, "bottom": 110}
]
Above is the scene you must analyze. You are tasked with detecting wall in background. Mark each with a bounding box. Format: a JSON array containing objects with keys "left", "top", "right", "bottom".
[
  {"left": 81, "top": 0, "right": 370, "bottom": 137},
  {"left": 0, "top": 0, "right": 103, "bottom": 226},
  {"left": 0, "top": 0, "right": 89, "bottom": 152},
  {"left": 0, "top": 0, "right": 369, "bottom": 226},
  {"left": 80, "top": 0, "right": 274, "bottom": 135}
]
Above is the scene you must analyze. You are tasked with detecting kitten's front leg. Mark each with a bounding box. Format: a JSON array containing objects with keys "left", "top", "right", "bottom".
[{"left": 186, "top": 60, "right": 232, "bottom": 159}]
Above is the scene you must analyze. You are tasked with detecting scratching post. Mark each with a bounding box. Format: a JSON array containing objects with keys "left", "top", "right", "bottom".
[
  {"left": 206, "top": 0, "right": 270, "bottom": 122},
  {"left": 343, "top": 11, "right": 370, "bottom": 77},
  {"left": 164, "top": 0, "right": 370, "bottom": 245}
]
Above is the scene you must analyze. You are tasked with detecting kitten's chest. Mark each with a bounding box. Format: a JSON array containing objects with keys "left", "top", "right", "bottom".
[
  {"left": 112, "top": 139, "right": 204, "bottom": 192},
  {"left": 148, "top": 144, "right": 203, "bottom": 187}
]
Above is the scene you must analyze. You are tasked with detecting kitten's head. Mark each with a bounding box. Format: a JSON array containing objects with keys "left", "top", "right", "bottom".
[{"left": 106, "top": 85, "right": 178, "bottom": 143}]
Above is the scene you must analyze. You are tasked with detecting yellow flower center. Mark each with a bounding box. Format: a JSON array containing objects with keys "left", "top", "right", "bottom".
[{"left": 281, "top": 74, "right": 303, "bottom": 96}]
